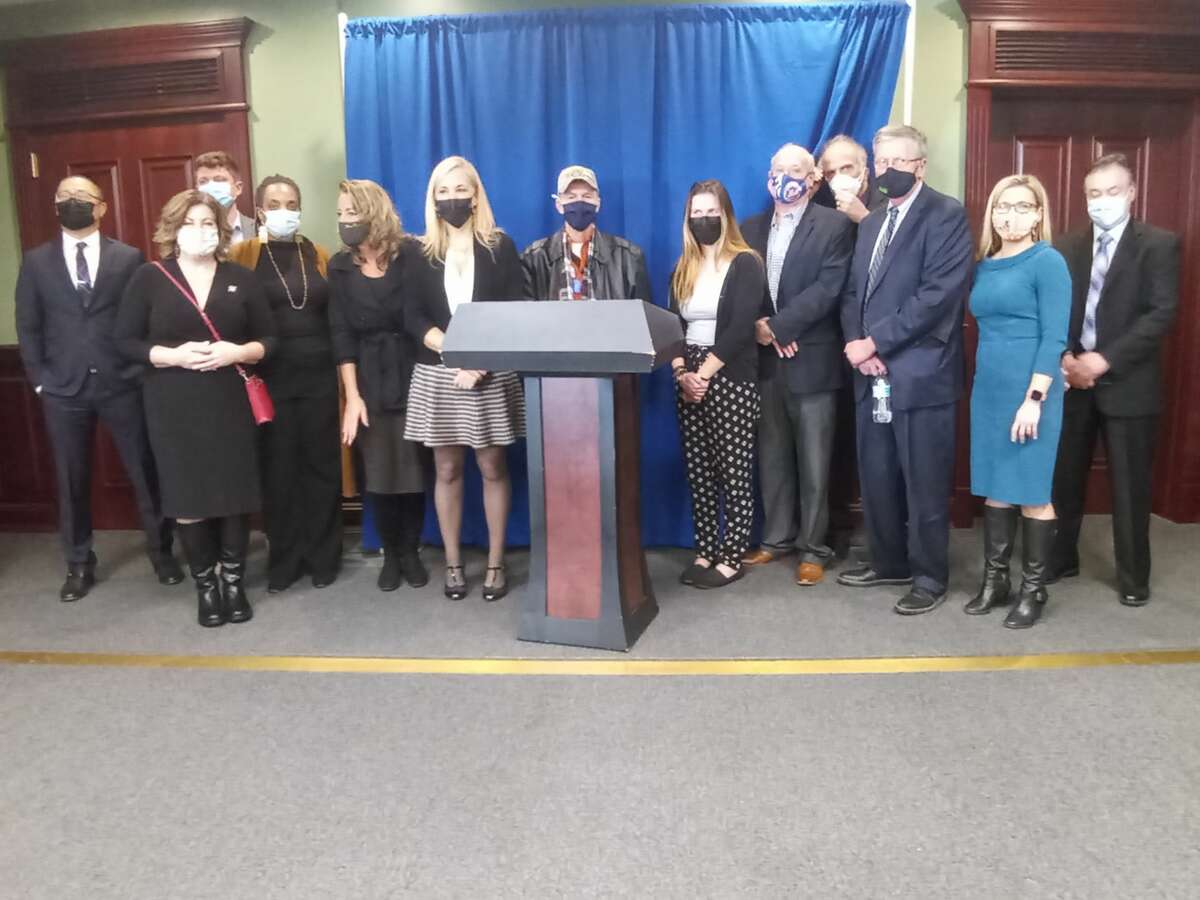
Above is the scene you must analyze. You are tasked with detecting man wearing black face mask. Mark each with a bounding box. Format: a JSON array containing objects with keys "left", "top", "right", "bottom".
[
  {"left": 521, "top": 165, "right": 652, "bottom": 303},
  {"left": 14, "top": 176, "right": 182, "bottom": 601},
  {"left": 837, "top": 124, "right": 974, "bottom": 615}
]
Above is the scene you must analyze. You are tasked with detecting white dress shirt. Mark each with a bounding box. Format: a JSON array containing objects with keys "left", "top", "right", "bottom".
[
  {"left": 443, "top": 250, "right": 475, "bottom": 315},
  {"left": 870, "top": 180, "right": 924, "bottom": 263},
  {"left": 62, "top": 228, "right": 101, "bottom": 288}
]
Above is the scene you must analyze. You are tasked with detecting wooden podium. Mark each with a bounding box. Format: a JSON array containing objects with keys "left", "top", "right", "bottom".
[{"left": 442, "top": 300, "right": 683, "bottom": 651}]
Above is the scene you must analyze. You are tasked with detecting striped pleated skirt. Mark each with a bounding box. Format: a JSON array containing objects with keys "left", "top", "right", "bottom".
[{"left": 404, "top": 363, "right": 525, "bottom": 449}]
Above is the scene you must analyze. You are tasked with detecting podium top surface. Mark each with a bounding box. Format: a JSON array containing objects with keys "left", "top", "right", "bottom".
[{"left": 440, "top": 299, "right": 683, "bottom": 375}]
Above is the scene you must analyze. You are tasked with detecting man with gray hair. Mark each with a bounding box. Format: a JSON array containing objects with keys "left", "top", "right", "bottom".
[
  {"left": 740, "top": 142, "right": 855, "bottom": 585},
  {"left": 837, "top": 124, "right": 974, "bottom": 615}
]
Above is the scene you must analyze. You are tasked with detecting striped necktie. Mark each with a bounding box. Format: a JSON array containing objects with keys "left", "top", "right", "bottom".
[
  {"left": 1080, "top": 232, "right": 1113, "bottom": 351},
  {"left": 865, "top": 205, "right": 900, "bottom": 302},
  {"left": 75, "top": 242, "right": 94, "bottom": 308}
]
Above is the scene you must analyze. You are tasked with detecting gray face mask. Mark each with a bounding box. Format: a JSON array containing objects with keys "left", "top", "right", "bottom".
[{"left": 339, "top": 221, "right": 370, "bottom": 247}]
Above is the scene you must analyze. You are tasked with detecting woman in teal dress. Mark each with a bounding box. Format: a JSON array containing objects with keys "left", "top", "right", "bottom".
[{"left": 965, "top": 174, "right": 1071, "bottom": 629}]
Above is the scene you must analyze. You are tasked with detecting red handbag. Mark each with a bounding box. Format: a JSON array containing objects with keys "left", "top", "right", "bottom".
[{"left": 153, "top": 261, "right": 275, "bottom": 425}]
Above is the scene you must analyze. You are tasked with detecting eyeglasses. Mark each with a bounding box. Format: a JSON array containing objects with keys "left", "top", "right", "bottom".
[
  {"left": 875, "top": 157, "right": 923, "bottom": 170},
  {"left": 993, "top": 202, "right": 1039, "bottom": 215}
]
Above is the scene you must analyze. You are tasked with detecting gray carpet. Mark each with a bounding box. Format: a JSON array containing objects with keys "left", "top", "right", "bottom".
[
  {"left": 0, "top": 515, "right": 1197, "bottom": 659},
  {"left": 1, "top": 664, "right": 1199, "bottom": 898}
]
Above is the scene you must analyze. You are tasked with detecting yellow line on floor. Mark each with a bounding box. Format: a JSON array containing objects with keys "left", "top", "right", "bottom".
[{"left": 2, "top": 648, "right": 1200, "bottom": 676}]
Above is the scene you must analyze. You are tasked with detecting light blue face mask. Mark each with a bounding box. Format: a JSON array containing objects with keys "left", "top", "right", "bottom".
[
  {"left": 263, "top": 208, "right": 302, "bottom": 240},
  {"left": 198, "top": 180, "right": 235, "bottom": 208}
]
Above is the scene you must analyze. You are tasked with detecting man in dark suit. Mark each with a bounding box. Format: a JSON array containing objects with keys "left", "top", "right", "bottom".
[
  {"left": 14, "top": 175, "right": 182, "bottom": 601},
  {"left": 1050, "top": 153, "right": 1179, "bottom": 606},
  {"left": 836, "top": 125, "right": 975, "bottom": 614},
  {"left": 740, "top": 143, "right": 854, "bottom": 586},
  {"left": 813, "top": 134, "right": 881, "bottom": 225}
]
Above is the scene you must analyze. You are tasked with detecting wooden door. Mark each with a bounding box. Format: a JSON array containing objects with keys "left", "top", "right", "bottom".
[
  {"left": 0, "top": 19, "right": 253, "bottom": 532},
  {"left": 977, "top": 91, "right": 1191, "bottom": 514},
  {"left": 9, "top": 116, "right": 252, "bottom": 529}
]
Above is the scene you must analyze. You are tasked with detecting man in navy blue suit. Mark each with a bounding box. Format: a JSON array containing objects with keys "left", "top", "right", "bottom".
[
  {"left": 836, "top": 125, "right": 974, "bottom": 614},
  {"left": 15, "top": 176, "right": 182, "bottom": 602}
]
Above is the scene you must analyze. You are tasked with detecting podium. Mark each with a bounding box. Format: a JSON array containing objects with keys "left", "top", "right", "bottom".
[{"left": 442, "top": 300, "right": 683, "bottom": 651}]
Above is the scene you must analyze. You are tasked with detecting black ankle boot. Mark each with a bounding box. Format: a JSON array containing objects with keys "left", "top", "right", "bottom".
[
  {"left": 218, "top": 515, "right": 253, "bottom": 624},
  {"left": 1004, "top": 517, "right": 1057, "bottom": 630},
  {"left": 398, "top": 493, "right": 428, "bottom": 588},
  {"left": 378, "top": 549, "right": 403, "bottom": 592},
  {"left": 176, "top": 521, "right": 223, "bottom": 627},
  {"left": 964, "top": 505, "right": 1019, "bottom": 615}
]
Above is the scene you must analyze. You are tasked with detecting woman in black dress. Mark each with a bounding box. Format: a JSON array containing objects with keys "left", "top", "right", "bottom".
[
  {"left": 404, "top": 155, "right": 529, "bottom": 602},
  {"left": 230, "top": 174, "right": 342, "bottom": 593},
  {"left": 115, "top": 190, "right": 276, "bottom": 627},
  {"left": 329, "top": 179, "right": 428, "bottom": 592}
]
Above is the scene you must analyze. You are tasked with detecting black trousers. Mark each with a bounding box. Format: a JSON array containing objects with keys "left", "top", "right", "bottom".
[
  {"left": 677, "top": 345, "right": 761, "bottom": 568},
  {"left": 260, "top": 390, "right": 344, "bottom": 584},
  {"left": 1052, "top": 388, "right": 1157, "bottom": 597},
  {"left": 40, "top": 377, "right": 166, "bottom": 565},
  {"left": 856, "top": 398, "right": 957, "bottom": 596}
]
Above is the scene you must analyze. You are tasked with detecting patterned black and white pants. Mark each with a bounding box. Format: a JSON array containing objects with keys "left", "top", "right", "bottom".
[{"left": 676, "top": 344, "right": 761, "bottom": 568}]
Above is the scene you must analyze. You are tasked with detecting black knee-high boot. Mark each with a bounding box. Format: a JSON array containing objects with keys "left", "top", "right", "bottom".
[
  {"left": 218, "top": 515, "right": 253, "bottom": 624},
  {"left": 1004, "top": 517, "right": 1057, "bottom": 629},
  {"left": 176, "top": 520, "right": 222, "bottom": 628},
  {"left": 398, "top": 492, "right": 429, "bottom": 588},
  {"left": 964, "top": 505, "right": 1020, "bottom": 615},
  {"left": 372, "top": 493, "right": 404, "bottom": 592}
]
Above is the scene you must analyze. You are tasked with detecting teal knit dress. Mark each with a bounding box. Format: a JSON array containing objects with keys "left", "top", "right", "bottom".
[{"left": 969, "top": 241, "right": 1071, "bottom": 506}]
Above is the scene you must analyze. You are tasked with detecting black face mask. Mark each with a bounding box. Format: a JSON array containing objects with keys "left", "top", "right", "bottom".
[
  {"left": 338, "top": 221, "right": 370, "bottom": 247},
  {"left": 56, "top": 199, "right": 96, "bottom": 231},
  {"left": 435, "top": 198, "right": 473, "bottom": 229},
  {"left": 876, "top": 167, "right": 918, "bottom": 199},
  {"left": 689, "top": 215, "right": 722, "bottom": 247},
  {"left": 562, "top": 200, "right": 598, "bottom": 232}
]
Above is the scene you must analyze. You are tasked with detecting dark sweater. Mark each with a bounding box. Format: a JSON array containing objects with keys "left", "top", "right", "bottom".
[{"left": 668, "top": 251, "right": 766, "bottom": 383}]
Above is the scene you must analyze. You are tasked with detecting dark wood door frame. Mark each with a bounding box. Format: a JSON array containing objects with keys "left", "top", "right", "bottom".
[
  {"left": 0, "top": 19, "right": 255, "bottom": 532},
  {"left": 954, "top": 0, "right": 1200, "bottom": 526}
]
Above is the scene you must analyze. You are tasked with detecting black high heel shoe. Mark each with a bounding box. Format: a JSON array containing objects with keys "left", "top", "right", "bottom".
[
  {"left": 482, "top": 564, "right": 508, "bottom": 602},
  {"left": 444, "top": 564, "right": 468, "bottom": 601}
]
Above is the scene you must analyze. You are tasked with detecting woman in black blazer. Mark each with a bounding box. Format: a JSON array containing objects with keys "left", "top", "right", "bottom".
[
  {"left": 404, "top": 156, "right": 530, "bottom": 602},
  {"left": 669, "top": 179, "right": 766, "bottom": 589}
]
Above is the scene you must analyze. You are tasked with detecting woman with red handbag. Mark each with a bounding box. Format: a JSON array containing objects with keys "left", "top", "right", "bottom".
[{"left": 115, "top": 189, "right": 277, "bottom": 627}]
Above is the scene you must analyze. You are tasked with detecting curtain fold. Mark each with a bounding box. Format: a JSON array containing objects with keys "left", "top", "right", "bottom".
[{"left": 344, "top": 2, "right": 909, "bottom": 548}]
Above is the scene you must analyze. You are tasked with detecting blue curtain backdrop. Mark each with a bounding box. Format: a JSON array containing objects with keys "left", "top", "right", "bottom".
[{"left": 343, "top": 1, "right": 908, "bottom": 548}]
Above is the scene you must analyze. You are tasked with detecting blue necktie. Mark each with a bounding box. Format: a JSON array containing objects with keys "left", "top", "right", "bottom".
[
  {"left": 865, "top": 206, "right": 899, "bottom": 303},
  {"left": 1080, "top": 232, "right": 1113, "bottom": 351}
]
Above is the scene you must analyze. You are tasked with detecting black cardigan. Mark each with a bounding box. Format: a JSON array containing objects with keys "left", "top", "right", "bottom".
[
  {"left": 327, "top": 243, "right": 419, "bottom": 414},
  {"left": 404, "top": 232, "right": 530, "bottom": 365},
  {"left": 668, "top": 250, "right": 766, "bottom": 383}
]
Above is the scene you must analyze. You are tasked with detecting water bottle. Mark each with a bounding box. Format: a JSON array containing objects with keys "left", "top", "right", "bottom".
[{"left": 872, "top": 375, "right": 893, "bottom": 424}]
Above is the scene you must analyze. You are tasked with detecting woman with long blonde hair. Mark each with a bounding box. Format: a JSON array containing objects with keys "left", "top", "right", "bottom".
[
  {"left": 328, "top": 178, "right": 429, "bottom": 593},
  {"left": 404, "top": 156, "right": 529, "bottom": 602},
  {"left": 668, "top": 179, "right": 766, "bottom": 590},
  {"left": 965, "top": 173, "right": 1070, "bottom": 628}
]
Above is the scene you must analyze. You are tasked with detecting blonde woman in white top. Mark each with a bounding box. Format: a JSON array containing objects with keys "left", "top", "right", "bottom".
[
  {"left": 668, "top": 179, "right": 766, "bottom": 590},
  {"left": 404, "top": 156, "right": 530, "bottom": 602}
]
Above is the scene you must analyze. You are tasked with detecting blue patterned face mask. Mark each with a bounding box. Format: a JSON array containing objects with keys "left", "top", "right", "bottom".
[{"left": 770, "top": 173, "right": 809, "bottom": 205}]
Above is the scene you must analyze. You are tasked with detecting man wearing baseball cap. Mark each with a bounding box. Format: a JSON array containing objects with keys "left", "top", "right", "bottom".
[{"left": 521, "top": 165, "right": 652, "bottom": 303}]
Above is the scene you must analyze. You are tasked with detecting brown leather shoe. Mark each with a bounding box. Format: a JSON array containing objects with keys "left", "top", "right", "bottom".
[
  {"left": 796, "top": 561, "right": 825, "bottom": 586},
  {"left": 742, "top": 548, "right": 779, "bottom": 566}
]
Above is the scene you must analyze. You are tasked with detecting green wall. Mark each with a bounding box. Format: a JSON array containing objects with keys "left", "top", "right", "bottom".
[{"left": 0, "top": 0, "right": 967, "bottom": 344}]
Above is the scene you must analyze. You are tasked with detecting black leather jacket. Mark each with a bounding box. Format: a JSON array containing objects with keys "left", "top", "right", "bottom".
[{"left": 521, "top": 228, "right": 652, "bottom": 304}]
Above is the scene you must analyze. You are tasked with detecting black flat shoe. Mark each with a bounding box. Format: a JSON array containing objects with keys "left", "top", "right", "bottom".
[
  {"left": 267, "top": 573, "right": 301, "bottom": 594},
  {"left": 153, "top": 555, "right": 185, "bottom": 586},
  {"left": 894, "top": 587, "right": 946, "bottom": 615},
  {"left": 679, "top": 563, "right": 707, "bottom": 585},
  {"left": 444, "top": 565, "right": 468, "bottom": 601},
  {"left": 482, "top": 565, "right": 508, "bottom": 602},
  {"left": 692, "top": 565, "right": 745, "bottom": 590},
  {"left": 837, "top": 566, "right": 913, "bottom": 588},
  {"left": 1044, "top": 565, "right": 1079, "bottom": 585},
  {"left": 60, "top": 552, "right": 97, "bottom": 602},
  {"left": 1120, "top": 593, "right": 1150, "bottom": 607},
  {"left": 311, "top": 573, "right": 337, "bottom": 589}
]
